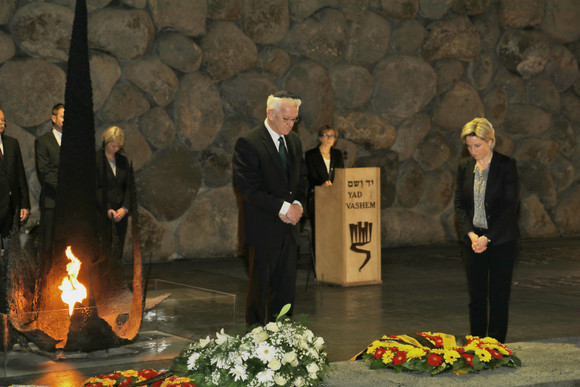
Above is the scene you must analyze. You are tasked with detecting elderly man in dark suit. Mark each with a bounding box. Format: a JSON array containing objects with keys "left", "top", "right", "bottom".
[
  {"left": 233, "top": 91, "right": 308, "bottom": 326},
  {"left": 0, "top": 108, "right": 30, "bottom": 312},
  {"left": 35, "top": 103, "right": 64, "bottom": 258}
]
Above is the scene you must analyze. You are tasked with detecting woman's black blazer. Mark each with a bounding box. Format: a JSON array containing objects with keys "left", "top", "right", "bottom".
[
  {"left": 454, "top": 151, "right": 519, "bottom": 246},
  {"left": 305, "top": 147, "right": 344, "bottom": 189}
]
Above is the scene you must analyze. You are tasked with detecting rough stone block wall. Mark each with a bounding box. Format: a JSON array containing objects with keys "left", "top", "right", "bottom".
[{"left": 1, "top": 0, "right": 579, "bottom": 260}]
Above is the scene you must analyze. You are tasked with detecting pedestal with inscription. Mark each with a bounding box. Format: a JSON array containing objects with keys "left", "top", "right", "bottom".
[{"left": 314, "top": 167, "right": 382, "bottom": 286}]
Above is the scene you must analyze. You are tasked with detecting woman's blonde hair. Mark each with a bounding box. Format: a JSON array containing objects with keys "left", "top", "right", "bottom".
[
  {"left": 101, "top": 125, "right": 125, "bottom": 151},
  {"left": 461, "top": 117, "right": 495, "bottom": 148}
]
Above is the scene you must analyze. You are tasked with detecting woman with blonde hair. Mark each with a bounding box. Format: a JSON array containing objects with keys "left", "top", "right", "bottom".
[
  {"left": 454, "top": 117, "right": 519, "bottom": 343},
  {"left": 96, "top": 126, "right": 132, "bottom": 258}
]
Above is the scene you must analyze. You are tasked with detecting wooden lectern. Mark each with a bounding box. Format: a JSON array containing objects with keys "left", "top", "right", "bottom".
[{"left": 314, "top": 167, "right": 382, "bottom": 286}]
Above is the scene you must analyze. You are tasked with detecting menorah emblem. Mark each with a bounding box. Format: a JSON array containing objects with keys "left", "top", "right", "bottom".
[{"left": 349, "top": 221, "right": 373, "bottom": 272}]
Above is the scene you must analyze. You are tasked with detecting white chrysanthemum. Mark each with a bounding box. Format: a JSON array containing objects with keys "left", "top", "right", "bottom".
[
  {"left": 291, "top": 358, "right": 299, "bottom": 367},
  {"left": 265, "top": 321, "right": 279, "bottom": 332},
  {"left": 274, "top": 374, "right": 287, "bottom": 386},
  {"left": 229, "top": 349, "right": 251, "bottom": 365},
  {"left": 268, "top": 357, "right": 282, "bottom": 371},
  {"left": 211, "top": 353, "right": 229, "bottom": 369},
  {"left": 303, "top": 330, "right": 314, "bottom": 341},
  {"left": 293, "top": 376, "right": 306, "bottom": 386},
  {"left": 256, "top": 369, "right": 275, "bottom": 383},
  {"left": 187, "top": 352, "right": 201, "bottom": 369},
  {"left": 282, "top": 351, "right": 297, "bottom": 365},
  {"left": 229, "top": 364, "right": 248, "bottom": 382},
  {"left": 256, "top": 342, "right": 278, "bottom": 363}
]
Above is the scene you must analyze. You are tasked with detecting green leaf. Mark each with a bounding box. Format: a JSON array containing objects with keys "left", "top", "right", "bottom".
[
  {"left": 369, "top": 360, "right": 388, "bottom": 370},
  {"left": 276, "top": 304, "right": 292, "bottom": 321},
  {"left": 509, "top": 356, "right": 522, "bottom": 367}
]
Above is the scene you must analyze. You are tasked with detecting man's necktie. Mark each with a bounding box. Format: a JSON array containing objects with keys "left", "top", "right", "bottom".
[{"left": 278, "top": 136, "right": 289, "bottom": 176}]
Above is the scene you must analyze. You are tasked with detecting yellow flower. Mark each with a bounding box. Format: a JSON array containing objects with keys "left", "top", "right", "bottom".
[
  {"left": 497, "top": 346, "right": 511, "bottom": 356},
  {"left": 406, "top": 347, "right": 426, "bottom": 359},
  {"left": 443, "top": 349, "right": 461, "bottom": 365},
  {"left": 475, "top": 348, "right": 492, "bottom": 362},
  {"left": 381, "top": 351, "right": 395, "bottom": 364},
  {"left": 464, "top": 342, "right": 480, "bottom": 352},
  {"left": 366, "top": 340, "right": 384, "bottom": 354},
  {"left": 121, "top": 370, "right": 139, "bottom": 377},
  {"left": 101, "top": 379, "right": 116, "bottom": 387},
  {"left": 161, "top": 376, "right": 193, "bottom": 386}
]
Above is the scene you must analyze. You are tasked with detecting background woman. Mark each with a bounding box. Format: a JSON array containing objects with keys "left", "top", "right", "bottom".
[
  {"left": 305, "top": 125, "right": 344, "bottom": 254},
  {"left": 97, "top": 126, "right": 132, "bottom": 259},
  {"left": 454, "top": 117, "right": 519, "bottom": 343}
]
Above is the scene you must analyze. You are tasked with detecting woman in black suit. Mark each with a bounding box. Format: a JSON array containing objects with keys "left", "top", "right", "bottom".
[
  {"left": 96, "top": 126, "right": 132, "bottom": 259},
  {"left": 454, "top": 117, "right": 519, "bottom": 343},
  {"left": 305, "top": 125, "right": 344, "bottom": 253}
]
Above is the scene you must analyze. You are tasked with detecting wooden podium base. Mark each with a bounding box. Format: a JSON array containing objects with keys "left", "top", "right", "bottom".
[{"left": 314, "top": 168, "right": 381, "bottom": 287}]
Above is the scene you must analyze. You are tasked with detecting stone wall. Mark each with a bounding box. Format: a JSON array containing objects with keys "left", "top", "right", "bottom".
[{"left": 1, "top": 0, "right": 579, "bottom": 261}]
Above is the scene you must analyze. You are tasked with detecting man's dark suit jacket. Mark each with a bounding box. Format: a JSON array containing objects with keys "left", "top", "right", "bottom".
[
  {"left": 0, "top": 134, "right": 30, "bottom": 232},
  {"left": 233, "top": 124, "right": 308, "bottom": 247},
  {"left": 305, "top": 147, "right": 344, "bottom": 189},
  {"left": 35, "top": 131, "right": 60, "bottom": 210},
  {"left": 454, "top": 151, "right": 519, "bottom": 247},
  {"left": 96, "top": 150, "right": 132, "bottom": 215}
]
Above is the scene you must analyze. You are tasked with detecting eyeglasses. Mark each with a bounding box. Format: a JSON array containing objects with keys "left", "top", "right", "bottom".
[
  {"left": 319, "top": 134, "right": 336, "bottom": 139},
  {"left": 282, "top": 116, "right": 300, "bottom": 124}
]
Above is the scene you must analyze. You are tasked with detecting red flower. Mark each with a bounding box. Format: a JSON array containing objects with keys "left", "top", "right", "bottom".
[
  {"left": 488, "top": 348, "right": 503, "bottom": 359},
  {"left": 139, "top": 369, "right": 159, "bottom": 378},
  {"left": 462, "top": 353, "right": 474, "bottom": 367},
  {"left": 392, "top": 351, "right": 407, "bottom": 366},
  {"left": 84, "top": 384, "right": 103, "bottom": 387},
  {"left": 433, "top": 337, "right": 444, "bottom": 348},
  {"left": 373, "top": 347, "right": 387, "bottom": 359},
  {"left": 99, "top": 373, "right": 121, "bottom": 379},
  {"left": 427, "top": 353, "right": 443, "bottom": 367},
  {"left": 118, "top": 378, "right": 132, "bottom": 387}
]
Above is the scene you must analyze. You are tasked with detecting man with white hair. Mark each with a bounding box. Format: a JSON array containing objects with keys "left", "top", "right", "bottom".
[{"left": 233, "top": 91, "right": 308, "bottom": 325}]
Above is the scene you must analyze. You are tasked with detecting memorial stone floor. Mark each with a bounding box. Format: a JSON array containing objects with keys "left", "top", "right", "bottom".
[{"left": 1, "top": 237, "right": 579, "bottom": 386}]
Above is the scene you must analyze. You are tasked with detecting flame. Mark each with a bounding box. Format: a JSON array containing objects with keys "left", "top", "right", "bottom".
[{"left": 58, "top": 246, "right": 87, "bottom": 315}]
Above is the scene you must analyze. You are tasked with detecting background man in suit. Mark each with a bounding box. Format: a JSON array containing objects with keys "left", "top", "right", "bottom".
[
  {"left": 0, "top": 108, "right": 30, "bottom": 312},
  {"left": 35, "top": 103, "right": 64, "bottom": 259},
  {"left": 233, "top": 91, "right": 308, "bottom": 325}
]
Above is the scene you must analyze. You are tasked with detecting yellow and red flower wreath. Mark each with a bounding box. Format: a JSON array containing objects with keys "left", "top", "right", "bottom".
[
  {"left": 82, "top": 369, "right": 195, "bottom": 387},
  {"left": 354, "top": 332, "right": 521, "bottom": 375}
]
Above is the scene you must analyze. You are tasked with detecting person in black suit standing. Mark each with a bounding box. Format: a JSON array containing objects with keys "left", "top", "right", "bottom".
[
  {"left": 454, "top": 117, "right": 519, "bottom": 343},
  {"left": 35, "top": 103, "right": 64, "bottom": 259},
  {"left": 305, "top": 125, "right": 344, "bottom": 254},
  {"left": 0, "top": 108, "right": 30, "bottom": 313},
  {"left": 233, "top": 91, "right": 308, "bottom": 326},
  {"left": 96, "top": 126, "right": 132, "bottom": 259}
]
